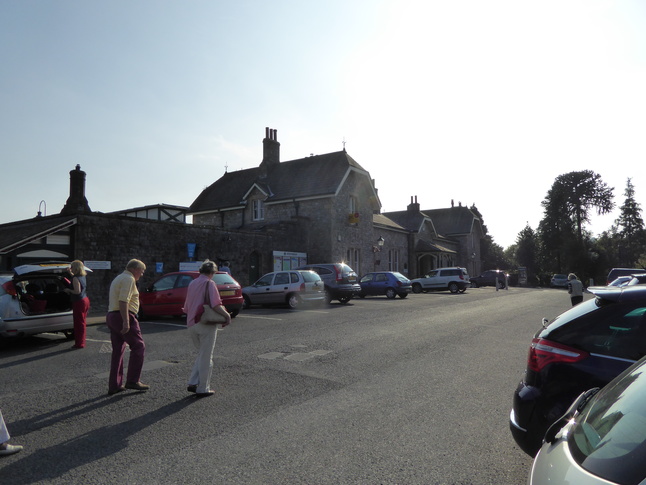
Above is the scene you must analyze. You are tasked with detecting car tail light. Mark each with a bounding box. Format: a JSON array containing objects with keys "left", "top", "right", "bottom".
[
  {"left": 527, "top": 338, "right": 588, "bottom": 372},
  {"left": 334, "top": 265, "right": 342, "bottom": 282},
  {"left": 2, "top": 281, "right": 16, "bottom": 296}
]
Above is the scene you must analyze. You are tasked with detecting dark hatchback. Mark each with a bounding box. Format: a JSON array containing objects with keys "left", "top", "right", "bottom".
[
  {"left": 510, "top": 285, "right": 646, "bottom": 456},
  {"left": 358, "top": 271, "right": 412, "bottom": 299},
  {"left": 296, "top": 263, "right": 361, "bottom": 304}
]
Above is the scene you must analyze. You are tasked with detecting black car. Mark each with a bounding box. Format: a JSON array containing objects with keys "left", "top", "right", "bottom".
[
  {"left": 296, "top": 263, "right": 361, "bottom": 304},
  {"left": 510, "top": 285, "right": 646, "bottom": 456},
  {"left": 469, "top": 269, "right": 508, "bottom": 288}
]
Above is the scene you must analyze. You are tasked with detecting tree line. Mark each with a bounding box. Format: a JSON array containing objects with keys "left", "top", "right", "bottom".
[{"left": 474, "top": 171, "right": 646, "bottom": 286}]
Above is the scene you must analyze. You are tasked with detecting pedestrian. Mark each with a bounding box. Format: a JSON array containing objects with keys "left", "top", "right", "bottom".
[
  {"left": 219, "top": 260, "right": 231, "bottom": 275},
  {"left": 567, "top": 273, "right": 583, "bottom": 306},
  {"left": 106, "top": 259, "right": 149, "bottom": 396},
  {"left": 183, "top": 260, "right": 231, "bottom": 397},
  {"left": 0, "top": 410, "right": 22, "bottom": 457},
  {"left": 65, "top": 260, "right": 90, "bottom": 349}
]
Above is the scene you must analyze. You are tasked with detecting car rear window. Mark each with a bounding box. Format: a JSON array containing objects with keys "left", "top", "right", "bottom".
[
  {"left": 545, "top": 301, "right": 646, "bottom": 360},
  {"left": 212, "top": 273, "right": 236, "bottom": 285},
  {"left": 568, "top": 359, "right": 646, "bottom": 484},
  {"left": 299, "top": 271, "right": 321, "bottom": 283}
]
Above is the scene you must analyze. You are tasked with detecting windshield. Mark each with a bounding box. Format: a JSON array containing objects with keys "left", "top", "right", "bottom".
[{"left": 569, "top": 358, "right": 646, "bottom": 484}]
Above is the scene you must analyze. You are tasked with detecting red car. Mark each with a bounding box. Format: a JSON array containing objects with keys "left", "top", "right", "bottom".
[{"left": 139, "top": 271, "right": 243, "bottom": 318}]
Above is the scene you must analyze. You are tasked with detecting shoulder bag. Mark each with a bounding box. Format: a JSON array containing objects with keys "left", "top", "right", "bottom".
[{"left": 199, "top": 281, "right": 227, "bottom": 325}]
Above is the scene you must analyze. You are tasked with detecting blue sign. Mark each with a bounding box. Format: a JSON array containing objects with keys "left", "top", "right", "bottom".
[{"left": 187, "top": 243, "right": 196, "bottom": 258}]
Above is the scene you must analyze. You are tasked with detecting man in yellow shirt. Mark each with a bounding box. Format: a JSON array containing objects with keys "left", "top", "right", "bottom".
[{"left": 106, "top": 259, "right": 149, "bottom": 395}]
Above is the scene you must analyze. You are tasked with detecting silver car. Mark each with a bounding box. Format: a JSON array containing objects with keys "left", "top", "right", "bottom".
[
  {"left": 0, "top": 262, "right": 91, "bottom": 339},
  {"left": 242, "top": 270, "right": 324, "bottom": 309},
  {"left": 529, "top": 355, "right": 646, "bottom": 484}
]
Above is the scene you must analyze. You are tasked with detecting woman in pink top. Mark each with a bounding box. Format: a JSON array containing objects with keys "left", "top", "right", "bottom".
[{"left": 183, "top": 260, "right": 231, "bottom": 397}]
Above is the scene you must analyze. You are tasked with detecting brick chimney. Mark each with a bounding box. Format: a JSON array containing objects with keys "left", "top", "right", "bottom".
[
  {"left": 259, "top": 127, "right": 280, "bottom": 177},
  {"left": 407, "top": 195, "right": 420, "bottom": 212},
  {"left": 61, "top": 165, "right": 91, "bottom": 215}
]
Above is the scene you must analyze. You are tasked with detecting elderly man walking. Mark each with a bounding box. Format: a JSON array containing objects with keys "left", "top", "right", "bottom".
[{"left": 106, "top": 259, "right": 149, "bottom": 395}]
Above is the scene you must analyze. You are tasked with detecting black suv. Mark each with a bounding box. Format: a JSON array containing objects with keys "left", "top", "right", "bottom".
[
  {"left": 470, "top": 270, "right": 508, "bottom": 288},
  {"left": 510, "top": 285, "right": 646, "bottom": 456},
  {"left": 296, "top": 263, "right": 361, "bottom": 304}
]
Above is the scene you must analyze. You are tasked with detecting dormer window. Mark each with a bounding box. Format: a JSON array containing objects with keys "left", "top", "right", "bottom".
[{"left": 252, "top": 200, "right": 265, "bottom": 221}]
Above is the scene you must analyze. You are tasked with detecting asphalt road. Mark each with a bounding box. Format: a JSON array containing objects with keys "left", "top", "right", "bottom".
[{"left": 0, "top": 286, "right": 583, "bottom": 484}]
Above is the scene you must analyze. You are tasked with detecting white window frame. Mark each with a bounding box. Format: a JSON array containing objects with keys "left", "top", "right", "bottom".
[
  {"left": 388, "top": 249, "right": 399, "bottom": 272},
  {"left": 252, "top": 199, "right": 265, "bottom": 221},
  {"left": 347, "top": 248, "right": 360, "bottom": 271}
]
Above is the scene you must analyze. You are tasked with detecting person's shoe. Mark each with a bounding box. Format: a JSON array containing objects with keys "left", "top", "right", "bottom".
[
  {"left": 125, "top": 382, "right": 150, "bottom": 391},
  {"left": 196, "top": 391, "right": 215, "bottom": 397},
  {"left": 108, "top": 387, "right": 126, "bottom": 395},
  {"left": 0, "top": 444, "right": 23, "bottom": 456},
  {"left": 187, "top": 385, "right": 197, "bottom": 393}
]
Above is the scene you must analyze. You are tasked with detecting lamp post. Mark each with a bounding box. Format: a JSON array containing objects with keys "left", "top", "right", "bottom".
[{"left": 372, "top": 236, "right": 385, "bottom": 271}]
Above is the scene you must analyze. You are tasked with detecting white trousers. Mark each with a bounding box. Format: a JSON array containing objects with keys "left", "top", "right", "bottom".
[
  {"left": 0, "top": 410, "right": 10, "bottom": 444},
  {"left": 188, "top": 323, "right": 218, "bottom": 393}
]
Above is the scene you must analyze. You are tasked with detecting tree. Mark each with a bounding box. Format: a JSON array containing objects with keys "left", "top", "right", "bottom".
[
  {"left": 538, "top": 171, "right": 614, "bottom": 280},
  {"left": 543, "top": 170, "right": 615, "bottom": 243},
  {"left": 515, "top": 224, "right": 538, "bottom": 278},
  {"left": 614, "top": 178, "right": 646, "bottom": 266}
]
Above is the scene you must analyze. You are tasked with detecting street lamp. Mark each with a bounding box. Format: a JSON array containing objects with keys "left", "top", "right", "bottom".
[
  {"left": 372, "top": 236, "right": 385, "bottom": 271},
  {"left": 372, "top": 236, "right": 385, "bottom": 253}
]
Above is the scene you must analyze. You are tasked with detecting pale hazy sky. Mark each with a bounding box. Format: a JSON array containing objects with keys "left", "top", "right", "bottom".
[{"left": 2, "top": 0, "right": 645, "bottom": 248}]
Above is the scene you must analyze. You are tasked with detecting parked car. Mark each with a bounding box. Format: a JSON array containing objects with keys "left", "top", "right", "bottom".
[
  {"left": 296, "top": 263, "right": 361, "bottom": 304},
  {"left": 549, "top": 274, "right": 569, "bottom": 288},
  {"left": 510, "top": 285, "right": 646, "bottom": 456},
  {"left": 139, "top": 271, "right": 243, "bottom": 318},
  {"left": 606, "top": 267, "right": 645, "bottom": 285},
  {"left": 0, "top": 262, "right": 92, "bottom": 339},
  {"left": 529, "top": 355, "right": 646, "bottom": 484},
  {"left": 358, "top": 272, "right": 411, "bottom": 299},
  {"left": 242, "top": 270, "right": 324, "bottom": 309},
  {"left": 625, "top": 273, "right": 646, "bottom": 286},
  {"left": 608, "top": 275, "right": 632, "bottom": 287},
  {"left": 470, "top": 269, "right": 508, "bottom": 288},
  {"left": 410, "top": 267, "right": 469, "bottom": 294}
]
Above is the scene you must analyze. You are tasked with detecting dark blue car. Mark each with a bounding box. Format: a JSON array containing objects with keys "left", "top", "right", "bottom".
[
  {"left": 358, "top": 271, "right": 412, "bottom": 299},
  {"left": 510, "top": 285, "right": 646, "bottom": 456}
]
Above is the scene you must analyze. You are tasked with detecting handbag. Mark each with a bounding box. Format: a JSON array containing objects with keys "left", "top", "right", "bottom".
[{"left": 199, "top": 282, "right": 227, "bottom": 325}]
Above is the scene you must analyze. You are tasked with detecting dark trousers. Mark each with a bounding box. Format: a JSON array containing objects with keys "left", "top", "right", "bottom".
[
  {"left": 106, "top": 311, "right": 146, "bottom": 391},
  {"left": 571, "top": 295, "right": 583, "bottom": 306}
]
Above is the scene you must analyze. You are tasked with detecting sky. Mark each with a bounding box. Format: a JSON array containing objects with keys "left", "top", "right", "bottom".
[{"left": 2, "top": 0, "right": 646, "bottom": 248}]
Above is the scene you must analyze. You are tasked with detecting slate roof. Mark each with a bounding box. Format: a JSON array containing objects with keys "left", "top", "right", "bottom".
[
  {"left": 0, "top": 215, "right": 77, "bottom": 254},
  {"left": 381, "top": 210, "right": 433, "bottom": 235},
  {"left": 189, "top": 151, "right": 373, "bottom": 214},
  {"left": 422, "top": 207, "right": 480, "bottom": 236}
]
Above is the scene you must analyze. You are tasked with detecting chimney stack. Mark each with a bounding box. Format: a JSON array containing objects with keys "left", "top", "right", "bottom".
[
  {"left": 260, "top": 127, "right": 280, "bottom": 175},
  {"left": 61, "top": 165, "right": 91, "bottom": 215}
]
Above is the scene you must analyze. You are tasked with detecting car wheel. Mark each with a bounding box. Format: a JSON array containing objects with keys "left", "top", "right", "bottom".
[
  {"left": 385, "top": 288, "right": 396, "bottom": 299},
  {"left": 338, "top": 295, "right": 352, "bottom": 304},
  {"left": 229, "top": 309, "right": 239, "bottom": 318},
  {"left": 358, "top": 292, "right": 366, "bottom": 298},
  {"left": 243, "top": 295, "right": 252, "bottom": 309},
  {"left": 398, "top": 293, "right": 408, "bottom": 299},
  {"left": 459, "top": 288, "right": 467, "bottom": 293},
  {"left": 287, "top": 293, "right": 301, "bottom": 309},
  {"left": 324, "top": 290, "right": 333, "bottom": 305},
  {"left": 63, "top": 329, "right": 75, "bottom": 340},
  {"left": 448, "top": 282, "right": 459, "bottom": 293},
  {"left": 412, "top": 283, "right": 423, "bottom": 294},
  {"left": 471, "top": 281, "right": 479, "bottom": 288}
]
